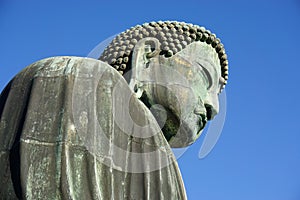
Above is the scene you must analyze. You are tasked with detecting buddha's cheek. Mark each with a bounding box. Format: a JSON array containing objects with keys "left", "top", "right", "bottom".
[{"left": 153, "top": 85, "right": 197, "bottom": 120}]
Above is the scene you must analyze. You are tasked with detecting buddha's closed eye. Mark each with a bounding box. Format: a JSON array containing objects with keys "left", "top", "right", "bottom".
[{"left": 196, "top": 62, "right": 213, "bottom": 90}]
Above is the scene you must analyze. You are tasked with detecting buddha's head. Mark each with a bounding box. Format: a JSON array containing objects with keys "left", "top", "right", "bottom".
[{"left": 99, "top": 21, "right": 228, "bottom": 148}]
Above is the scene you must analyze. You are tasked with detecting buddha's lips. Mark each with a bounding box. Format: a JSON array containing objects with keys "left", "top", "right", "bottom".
[{"left": 198, "top": 114, "right": 207, "bottom": 131}]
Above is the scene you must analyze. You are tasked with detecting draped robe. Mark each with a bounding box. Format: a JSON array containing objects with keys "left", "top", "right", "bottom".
[{"left": 0, "top": 56, "right": 187, "bottom": 199}]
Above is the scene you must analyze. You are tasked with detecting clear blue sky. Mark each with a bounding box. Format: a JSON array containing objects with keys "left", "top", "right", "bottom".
[{"left": 1, "top": 1, "right": 300, "bottom": 199}]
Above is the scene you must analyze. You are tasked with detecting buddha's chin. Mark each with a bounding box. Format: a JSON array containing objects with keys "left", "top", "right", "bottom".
[{"left": 162, "top": 111, "right": 207, "bottom": 148}]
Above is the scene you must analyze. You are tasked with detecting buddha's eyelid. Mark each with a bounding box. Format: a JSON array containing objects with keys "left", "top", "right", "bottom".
[{"left": 196, "top": 62, "right": 213, "bottom": 89}]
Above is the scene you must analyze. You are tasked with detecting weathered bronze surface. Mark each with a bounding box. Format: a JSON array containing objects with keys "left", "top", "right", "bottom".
[
  {"left": 0, "top": 20, "right": 228, "bottom": 199},
  {"left": 128, "top": 38, "right": 224, "bottom": 147},
  {"left": 0, "top": 57, "right": 186, "bottom": 199}
]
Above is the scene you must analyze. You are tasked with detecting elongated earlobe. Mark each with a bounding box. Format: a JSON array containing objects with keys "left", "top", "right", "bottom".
[{"left": 129, "top": 37, "right": 161, "bottom": 98}]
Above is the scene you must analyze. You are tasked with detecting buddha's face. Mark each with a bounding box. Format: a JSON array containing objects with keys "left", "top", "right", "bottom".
[{"left": 140, "top": 41, "right": 224, "bottom": 147}]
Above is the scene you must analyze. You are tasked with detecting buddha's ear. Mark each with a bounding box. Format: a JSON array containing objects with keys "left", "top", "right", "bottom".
[{"left": 129, "top": 37, "right": 160, "bottom": 98}]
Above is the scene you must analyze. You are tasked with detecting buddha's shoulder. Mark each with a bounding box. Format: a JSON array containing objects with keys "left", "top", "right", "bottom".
[{"left": 14, "top": 56, "right": 118, "bottom": 79}]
